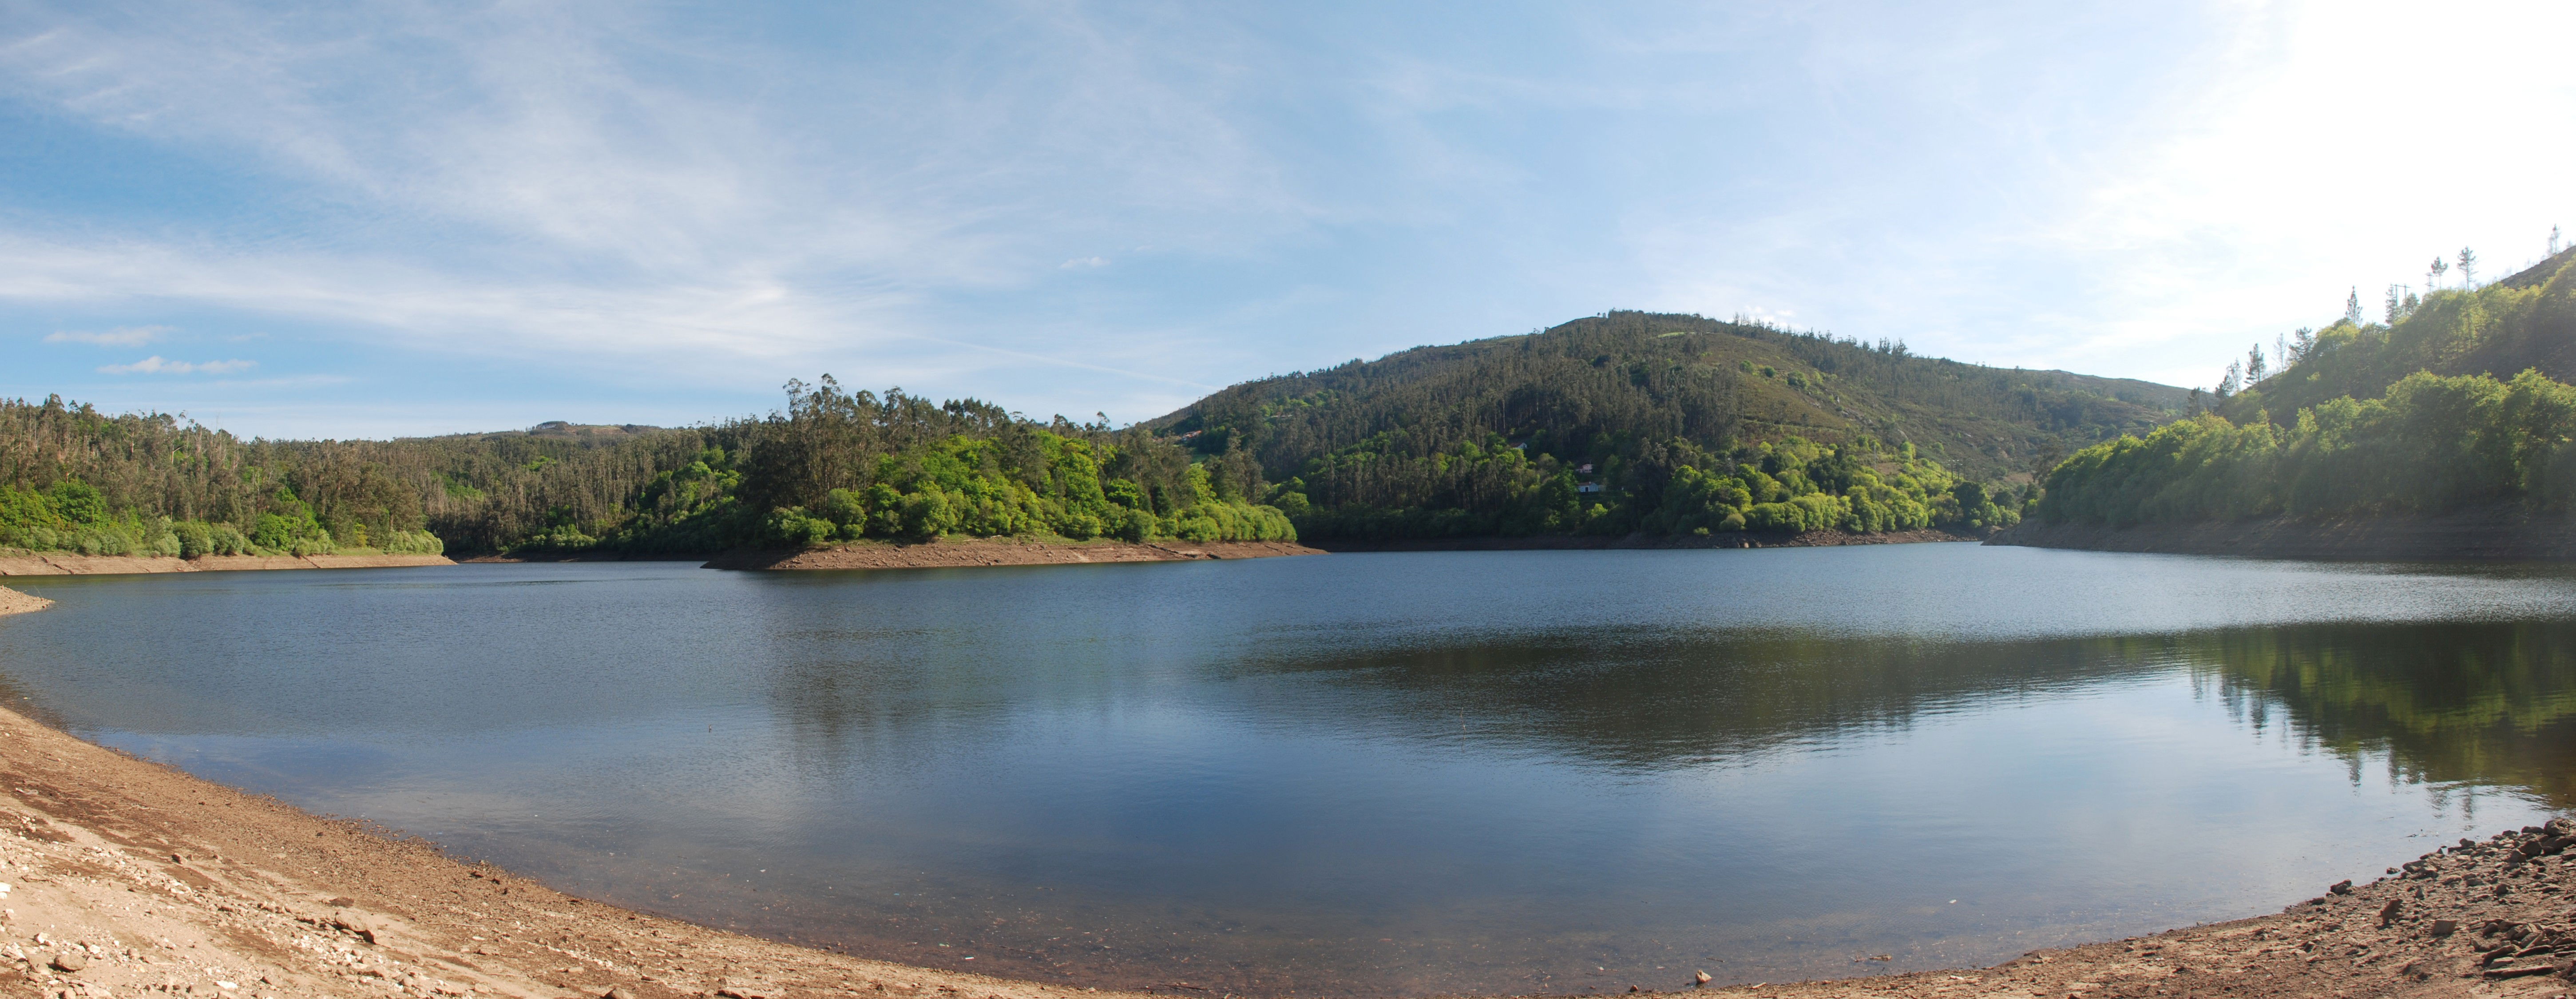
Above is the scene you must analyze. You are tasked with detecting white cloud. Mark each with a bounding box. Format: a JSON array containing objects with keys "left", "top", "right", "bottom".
[
  {"left": 44, "top": 325, "right": 172, "bottom": 346},
  {"left": 1061, "top": 257, "right": 1109, "bottom": 269},
  {"left": 97, "top": 356, "right": 256, "bottom": 375}
]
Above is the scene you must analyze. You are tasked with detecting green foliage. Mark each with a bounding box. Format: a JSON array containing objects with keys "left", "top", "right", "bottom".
[
  {"left": 2222, "top": 246, "right": 2576, "bottom": 421},
  {"left": 1279, "top": 430, "right": 2017, "bottom": 540},
  {"left": 2037, "top": 369, "right": 2576, "bottom": 525},
  {"left": 1157, "top": 310, "right": 2165, "bottom": 540}
]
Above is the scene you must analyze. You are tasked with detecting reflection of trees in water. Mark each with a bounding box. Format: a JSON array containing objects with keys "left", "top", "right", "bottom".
[
  {"left": 755, "top": 618, "right": 2576, "bottom": 808},
  {"left": 2181, "top": 623, "right": 2576, "bottom": 809}
]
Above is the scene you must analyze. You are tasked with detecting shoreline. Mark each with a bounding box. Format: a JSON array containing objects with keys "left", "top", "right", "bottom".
[
  {"left": 698, "top": 538, "right": 1323, "bottom": 571},
  {"left": 0, "top": 666, "right": 2557, "bottom": 999},
  {"left": 0, "top": 585, "right": 48, "bottom": 616},
  {"left": 1986, "top": 501, "right": 2576, "bottom": 561},
  {"left": 1308, "top": 528, "right": 1985, "bottom": 553},
  {"left": 0, "top": 553, "right": 456, "bottom": 577}
]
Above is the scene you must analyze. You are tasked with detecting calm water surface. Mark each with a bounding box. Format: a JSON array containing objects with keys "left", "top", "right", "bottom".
[{"left": 3, "top": 543, "right": 2574, "bottom": 996}]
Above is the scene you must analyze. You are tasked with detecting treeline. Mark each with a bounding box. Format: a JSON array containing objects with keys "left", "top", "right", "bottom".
[
  {"left": 2035, "top": 245, "right": 2576, "bottom": 527},
  {"left": 1281, "top": 433, "right": 2020, "bottom": 541},
  {"left": 1158, "top": 311, "right": 2172, "bottom": 540},
  {"left": 2036, "top": 370, "right": 2576, "bottom": 525},
  {"left": 0, "top": 380, "right": 1293, "bottom": 558}
]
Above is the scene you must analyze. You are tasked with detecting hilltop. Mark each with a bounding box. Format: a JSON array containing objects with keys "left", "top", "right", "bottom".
[{"left": 1154, "top": 311, "right": 2186, "bottom": 540}]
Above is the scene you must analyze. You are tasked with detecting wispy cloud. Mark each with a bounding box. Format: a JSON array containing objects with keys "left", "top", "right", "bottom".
[
  {"left": 98, "top": 356, "right": 255, "bottom": 375},
  {"left": 45, "top": 325, "right": 172, "bottom": 346}
]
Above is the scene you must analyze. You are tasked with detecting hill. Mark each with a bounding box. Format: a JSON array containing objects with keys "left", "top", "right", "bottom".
[
  {"left": 2025, "top": 244, "right": 2576, "bottom": 532},
  {"left": 1153, "top": 310, "right": 2187, "bottom": 540},
  {"left": 2219, "top": 244, "right": 2576, "bottom": 421}
]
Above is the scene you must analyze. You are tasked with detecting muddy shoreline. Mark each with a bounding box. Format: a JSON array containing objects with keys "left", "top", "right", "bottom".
[{"left": 0, "top": 553, "right": 455, "bottom": 576}]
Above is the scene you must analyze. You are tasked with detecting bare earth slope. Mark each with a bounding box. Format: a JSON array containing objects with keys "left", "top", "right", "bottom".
[
  {"left": 0, "top": 695, "right": 2569, "bottom": 999},
  {"left": 0, "top": 555, "right": 455, "bottom": 577}
]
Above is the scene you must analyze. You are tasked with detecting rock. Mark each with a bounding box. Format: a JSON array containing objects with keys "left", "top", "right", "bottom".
[
  {"left": 605, "top": 988, "right": 638, "bottom": 999},
  {"left": 2482, "top": 962, "right": 2559, "bottom": 979},
  {"left": 1693, "top": 971, "right": 1712, "bottom": 987},
  {"left": 49, "top": 952, "right": 85, "bottom": 973},
  {"left": 331, "top": 911, "right": 380, "bottom": 945},
  {"left": 2432, "top": 919, "right": 2462, "bottom": 936},
  {"left": 2328, "top": 880, "right": 2353, "bottom": 895},
  {"left": 326, "top": 897, "right": 355, "bottom": 907},
  {"left": 2378, "top": 898, "right": 2403, "bottom": 925}
]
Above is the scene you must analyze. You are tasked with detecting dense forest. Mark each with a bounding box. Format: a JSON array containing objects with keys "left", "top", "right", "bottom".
[
  {"left": 1154, "top": 311, "right": 2184, "bottom": 540},
  {"left": 5, "top": 307, "right": 2209, "bottom": 557},
  {"left": 0, "top": 378, "right": 1289, "bottom": 558},
  {"left": 2034, "top": 246, "right": 2576, "bottom": 526}
]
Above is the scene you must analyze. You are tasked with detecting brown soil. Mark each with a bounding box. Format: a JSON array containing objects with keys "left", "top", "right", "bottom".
[
  {"left": 0, "top": 555, "right": 455, "bottom": 577},
  {"left": 702, "top": 539, "right": 1323, "bottom": 571},
  {"left": 0, "top": 587, "right": 48, "bottom": 617},
  {"left": 1312, "top": 529, "right": 1986, "bottom": 553},
  {"left": 1988, "top": 504, "right": 2576, "bottom": 561}
]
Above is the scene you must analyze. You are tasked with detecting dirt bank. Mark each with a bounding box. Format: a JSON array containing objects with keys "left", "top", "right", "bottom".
[
  {"left": 0, "top": 687, "right": 2563, "bottom": 999},
  {"left": 1312, "top": 528, "right": 1985, "bottom": 553},
  {"left": 1989, "top": 503, "right": 2576, "bottom": 561},
  {"left": 0, "top": 587, "right": 47, "bottom": 617},
  {"left": 703, "top": 538, "right": 1322, "bottom": 571},
  {"left": 0, "top": 554, "right": 455, "bottom": 577}
]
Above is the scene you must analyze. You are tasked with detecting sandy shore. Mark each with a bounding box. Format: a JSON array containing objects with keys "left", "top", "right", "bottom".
[
  {"left": 701, "top": 539, "right": 1322, "bottom": 571},
  {"left": 0, "top": 587, "right": 48, "bottom": 617},
  {"left": 0, "top": 604, "right": 2568, "bottom": 999},
  {"left": 0, "top": 555, "right": 455, "bottom": 577}
]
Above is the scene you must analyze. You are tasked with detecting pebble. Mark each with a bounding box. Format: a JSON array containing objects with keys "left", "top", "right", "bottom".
[{"left": 51, "top": 952, "right": 86, "bottom": 973}]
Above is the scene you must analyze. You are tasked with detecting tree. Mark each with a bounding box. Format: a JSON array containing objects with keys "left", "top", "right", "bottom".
[
  {"left": 2345, "top": 287, "right": 2363, "bottom": 326},
  {"left": 2459, "top": 247, "right": 2478, "bottom": 287},
  {"left": 2384, "top": 284, "right": 2404, "bottom": 324},
  {"left": 2431, "top": 257, "right": 2449, "bottom": 288},
  {"left": 2219, "top": 360, "right": 2243, "bottom": 398},
  {"left": 2553, "top": 225, "right": 2563, "bottom": 256},
  {"left": 2247, "top": 343, "right": 2268, "bottom": 383}
]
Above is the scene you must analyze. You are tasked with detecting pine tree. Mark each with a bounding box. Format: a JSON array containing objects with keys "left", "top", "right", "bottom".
[
  {"left": 2554, "top": 225, "right": 2564, "bottom": 256},
  {"left": 2459, "top": 247, "right": 2478, "bottom": 286},
  {"left": 2247, "top": 344, "right": 2267, "bottom": 383},
  {"left": 2384, "top": 284, "right": 2403, "bottom": 324},
  {"left": 2431, "top": 257, "right": 2449, "bottom": 288},
  {"left": 2345, "top": 287, "right": 2363, "bottom": 325}
]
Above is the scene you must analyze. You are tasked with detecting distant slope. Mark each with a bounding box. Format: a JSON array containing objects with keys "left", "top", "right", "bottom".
[{"left": 1156, "top": 311, "right": 2186, "bottom": 540}]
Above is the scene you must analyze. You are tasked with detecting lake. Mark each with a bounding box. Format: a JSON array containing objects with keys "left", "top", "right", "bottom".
[{"left": 2, "top": 543, "right": 2572, "bottom": 996}]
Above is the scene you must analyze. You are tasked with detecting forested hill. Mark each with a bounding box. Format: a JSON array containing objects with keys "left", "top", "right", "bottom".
[
  {"left": 2217, "top": 245, "right": 2576, "bottom": 422},
  {"left": 0, "top": 383, "right": 1292, "bottom": 559},
  {"left": 2033, "top": 243, "right": 2576, "bottom": 530},
  {"left": 1153, "top": 311, "right": 2186, "bottom": 540}
]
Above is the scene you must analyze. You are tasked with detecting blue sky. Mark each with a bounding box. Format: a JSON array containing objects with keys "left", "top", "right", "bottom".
[{"left": 2, "top": 0, "right": 2572, "bottom": 438}]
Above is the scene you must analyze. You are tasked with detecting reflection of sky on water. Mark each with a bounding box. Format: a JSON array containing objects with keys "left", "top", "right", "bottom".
[{"left": 0, "top": 545, "right": 2569, "bottom": 996}]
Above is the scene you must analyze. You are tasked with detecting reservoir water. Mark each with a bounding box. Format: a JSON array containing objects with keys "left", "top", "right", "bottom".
[{"left": 2, "top": 543, "right": 2573, "bottom": 995}]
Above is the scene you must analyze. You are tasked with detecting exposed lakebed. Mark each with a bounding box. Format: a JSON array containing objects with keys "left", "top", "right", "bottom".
[{"left": 1, "top": 544, "right": 2572, "bottom": 995}]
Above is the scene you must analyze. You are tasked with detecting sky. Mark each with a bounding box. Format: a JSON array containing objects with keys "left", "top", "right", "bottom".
[{"left": 1, "top": 0, "right": 2572, "bottom": 439}]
